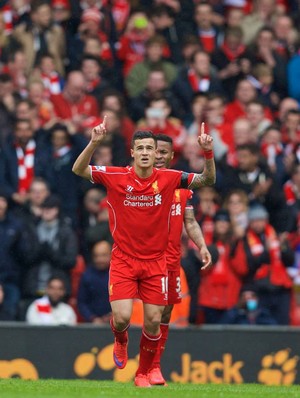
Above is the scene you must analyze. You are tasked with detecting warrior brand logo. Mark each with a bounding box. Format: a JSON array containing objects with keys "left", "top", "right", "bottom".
[
  {"left": 125, "top": 185, "right": 134, "bottom": 193},
  {"left": 94, "top": 166, "right": 106, "bottom": 171}
]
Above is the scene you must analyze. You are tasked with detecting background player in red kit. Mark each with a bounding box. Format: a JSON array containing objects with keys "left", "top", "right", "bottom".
[
  {"left": 148, "top": 133, "right": 212, "bottom": 386},
  {"left": 72, "top": 116, "right": 215, "bottom": 387}
]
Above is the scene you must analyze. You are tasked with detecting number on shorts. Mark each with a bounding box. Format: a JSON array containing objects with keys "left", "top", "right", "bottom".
[
  {"left": 161, "top": 276, "right": 168, "bottom": 294},
  {"left": 176, "top": 276, "right": 181, "bottom": 293}
]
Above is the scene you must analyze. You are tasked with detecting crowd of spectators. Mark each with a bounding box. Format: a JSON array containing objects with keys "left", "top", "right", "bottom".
[{"left": 1, "top": 0, "right": 300, "bottom": 327}]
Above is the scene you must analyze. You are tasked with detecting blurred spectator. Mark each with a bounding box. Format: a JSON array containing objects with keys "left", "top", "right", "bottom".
[
  {"left": 80, "top": 54, "right": 111, "bottom": 104},
  {"left": 125, "top": 34, "right": 177, "bottom": 98},
  {"left": 245, "top": 100, "right": 272, "bottom": 138},
  {"left": 45, "top": 123, "right": 87, "bottom": 226},
  {"left": 77, "top": 240, "right": 112, "bottom": 323},
  {"left": 246, "top": 27, "right": 288, "bottom": 98},
  {"left": 33, "top": 53, "right": 64, "bottom": 97},
  {"left": 172, "top": 49, "right": 223, "bottom": 118},
  {"left": 273, "top": 14, "right": 298, "bottom": 59},
  {"left": 99, "top": 88, "right": 135, "bottom": 153},
  {"left": 14, "top": 177, "right": 50, "bottom": 226},
  {"left": 223, "top": 189, "right": 249, "bottom": 239},
  {"left": 224, "top": 79, "right": 258, "bottom": 124},
  {"left": 194, "top": 186, "right": 220, "bottom": 242},
  {"left": 211, "top": 26, "right": 251, "bottom": 99},
  {"left": 78, "top": 6, "right": 115, "bottom": 63},
  {"left": 15, "top": 98, "right": 40, "bottom": 133},
  {"left": 260, "top": 125, "right": 286, "bottom": 184},
  {"left": 223, "top": 285, "right": 278, "bottom": 325},
  {"left": 137, "top": 96, "right": 187, "bottom": 162},
  {"left": 0, "top": 190, "right": 34, "bottom": 319},
  {"left": 11, "top": 0, "right": 66, "bottom": 76},
  {"left": 5, "top": 49, "right": 28, "bottom": 96},
  {"left": 129, "top": 66, "right": 180, "bottom": 122},
  {"left": 223, "top": 118, "right": 255, "bottom": 168},
  {"left": 185, "top": 92, "right": 207, "bottom": 135},
  {"left": 0, "top": 11, "right": 12, "bottom": 68},
  {"left": 241, "top": 0, "right": 277, "bottom": 45},
  {"left": 193, "top": 2, "right": 221, "bottom": 54},
  {"left": 22, "top": 194, "right": 78, "bottom": 299},
  {"left": 177, "top": 34, "right": 202, "bottom": 70},
  {"left": 27, "top": 78, "right": 57, "bottom": 129},
  {"left": 234, "top": 204, "right": 294, "bottom": 325},
  {"left": 249, "top": 63, "right": 281, "bottom": 112},
  {"left": 223, "top": 7, "right": 245, "bottom": 30},
  {"left": 0, "top": 73, "right": 20, "bottom": 146},
  {"left": 50, "top": 70, "right": 99, "bottom": 132},
  {"left": 80, "top": 187, "right": 106, "bottom": 229},
  {"left": 221, "top": 143, "right": 291, "bottom": 232},
  {"left": 97, "top": 109, "right": 128, "bottom": 166},
  {"left": 149, "top": 4, "right": 183, "bottom": 64},
  {"left": 0, "top": 118, "right": 51, "bottom": 206},
  {"left": 277, "top": 97, "right": 299, "bottom": 125},
  {"left": 26, "top": 275, "right": 77, "bottom": 325},
  {"left": 78, "top": 1, "right": 117, "bottom": 47},
  {"left": 197, "top": 209, "right": 248, "bottom": 324},
  {"left": 205, "top": 93, "right": 233, "bottom": 161},
  {"left": 82, "top": 202, "right": 113, "bottom": 262},
  {"left": 116, "top": 11, "right": 155, "bottom": 76},
  {"left": 0, "top": 0, "right": 31, "bottom": 33}
]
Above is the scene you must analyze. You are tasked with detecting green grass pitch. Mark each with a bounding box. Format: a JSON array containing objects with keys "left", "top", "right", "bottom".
[{"left": 1, "top": 379, "right": 300, "bottom": 398}]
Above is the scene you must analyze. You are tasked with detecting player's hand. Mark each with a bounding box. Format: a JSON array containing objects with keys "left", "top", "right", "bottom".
[
  {"left": 198, "top": 122, "right": 213, "bottom": 152},
  {"left": 200, "top": 245, "right": 212, "bottom": 270},
  {"left": 91, "top": 115, "right": 107, "bottom": 144}
]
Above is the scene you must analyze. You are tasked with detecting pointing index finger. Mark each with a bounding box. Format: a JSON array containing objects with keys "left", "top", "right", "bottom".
[
  {"left": 201, "top": 122, "right": 205, "bottom": 135},
  {"left": 102, "top": 115, "right": 107, "bottom": 128}
]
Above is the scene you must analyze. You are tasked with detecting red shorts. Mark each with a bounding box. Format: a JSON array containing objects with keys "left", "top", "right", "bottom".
[
  {"left": 167, "top": 269, "right": 182, "bottom": 305},
  {"left": 109, "top": 247, "right": 168, "bottom": 306}
]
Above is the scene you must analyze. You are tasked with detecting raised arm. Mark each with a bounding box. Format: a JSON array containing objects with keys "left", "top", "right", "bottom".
[
  {"left": 184, "top": 207, "right": 212, "bottom": 269},
  {"left": 188, "top": 123, "right": 216, "bottom": 189},
  {"left": 72, "top": 116, "right": 107, "bottom": 180}
]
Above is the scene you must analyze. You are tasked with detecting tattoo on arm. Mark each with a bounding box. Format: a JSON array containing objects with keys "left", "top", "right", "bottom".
[
  {"left": 188, "top": 158, "right": 216, "bottom": 189},
  {"left": 184, "top": 208, "right": 206, "bottom": 249}
]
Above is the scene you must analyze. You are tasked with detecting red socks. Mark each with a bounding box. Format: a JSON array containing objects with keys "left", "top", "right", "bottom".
[
  {"left": 152, "top": 323, "right": 169, "bottom": 368},
  {"left": 136, "top": 329, "right": 162, "bottom": 376},
  {"left": 110, "top": 318, "right": 129, "bottom": 343}
]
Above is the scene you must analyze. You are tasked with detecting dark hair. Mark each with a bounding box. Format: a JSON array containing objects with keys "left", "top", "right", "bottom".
[
  {"left": 15, "top": 118, "right": 32, "bottom": 128},
  {"left": 0, "top": 73, "right": 13, "bottom": 84},
  {"left": 236, "top": 143, "right": 260, "bottom": 155},
  {"left": 190, "top": 49, "right": 210, "bottom": 64},
  {"left": 16, "top": 98, "right": 36, "bottom": 110},
  {"left": 131, "top": 130, "right": 157, "bottom": 148},
  {"left": 47, "top": 275, "right": 67, "bottom": 288},
  {"left": 80, "top": 54, "right": 103, "bottom": 68},
  {"left": 155, "top": 133, "right": 173, "bottom": 146}
]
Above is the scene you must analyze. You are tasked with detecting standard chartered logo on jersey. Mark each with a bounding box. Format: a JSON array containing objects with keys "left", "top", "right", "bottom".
[{"left": 124, "top": 193, "right": 162, "bottom": 207}]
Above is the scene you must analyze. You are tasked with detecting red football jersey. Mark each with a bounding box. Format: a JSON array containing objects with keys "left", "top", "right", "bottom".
[
  {"left": 166, "top": 189, "right": 193, "bottom": 271},
  {"left": 90, "top": 166, "right": 194, "bottom": 259}
]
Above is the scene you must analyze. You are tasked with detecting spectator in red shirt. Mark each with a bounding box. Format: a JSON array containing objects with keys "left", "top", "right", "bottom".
[{"left": 50, "top": 70, "right": 99, "bottom": 133}]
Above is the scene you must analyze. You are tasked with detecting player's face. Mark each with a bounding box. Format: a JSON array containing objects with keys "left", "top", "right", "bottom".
[
  {"left": 131, "top": 138, "right": 156, "bottom": 169},
  {"left": 155, "top": 140, "right": 174, "bottom": 169}
]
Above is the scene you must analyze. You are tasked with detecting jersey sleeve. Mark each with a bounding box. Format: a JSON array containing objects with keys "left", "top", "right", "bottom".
[
  {"left": 89, "top": 165, "right": 126, "bottom": 187},
  {"left": 185, "top": 190, "right": 194, "bottom": 210},
  {"left": 180, "top": 172, "right": 195, "bottom": 189}
]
